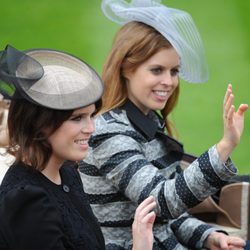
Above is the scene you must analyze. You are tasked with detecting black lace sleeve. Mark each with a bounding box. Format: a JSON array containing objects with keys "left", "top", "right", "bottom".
[
  {"left": 0, "top": 185, "right": 67, "bottom": 250},
  {"left": 0, "top": 224, "right": 9, "bottom": 250}
]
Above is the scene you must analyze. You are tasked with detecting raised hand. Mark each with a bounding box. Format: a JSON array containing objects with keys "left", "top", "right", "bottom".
[
  {"left": 217, "top": 84, "right": 248, "bottom": 162},
  {"left": 132, "top": 196, "right": 156, "bottom": 250}
]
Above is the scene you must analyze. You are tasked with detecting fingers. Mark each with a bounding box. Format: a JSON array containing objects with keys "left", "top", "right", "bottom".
[
  {"left": 135, "top": 196, "right": 155, "bottom": 215},
  {"left": 206, "top": 232, "right": 246, "bottom": 250},
  {"left": 141, "top": 211, "right": 156, "bottom": 225},
  {"left": 227, "top": 105, "right": 235, "bottom": 125},
  {"left": 134, "top": 196, "right": 156, "bottom": 223},
  {"left": 218, "top": 235, "right": 246, "bottom": 250},
  {"left": 224, "top": 83, "right": 232, "bottom": 106},
  {"left": 224, "top": 93, "right": 234, "bottom": 121},
  {"left": 224, "top": 84, "right": 248, "bottom": 121},
  {"left": 227, "top": 236, "right": 246, "bottom": 247},
  {"left": 224, "top": 84, "right": 234, "bottom": 120}
]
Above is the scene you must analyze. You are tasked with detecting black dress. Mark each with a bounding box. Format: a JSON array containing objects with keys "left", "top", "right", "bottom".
[{"left": 0, "top": 161, "right": 105, "bottom": 250}]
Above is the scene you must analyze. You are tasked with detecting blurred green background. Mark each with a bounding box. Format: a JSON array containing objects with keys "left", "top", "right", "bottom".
[{"left": 1, "top": 0, "right": 249, "bottom": 173}]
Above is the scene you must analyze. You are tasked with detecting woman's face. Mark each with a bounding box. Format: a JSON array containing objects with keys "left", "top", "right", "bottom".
[
  {"left": 48, "top": 104, "right": 96, "bottom": 164},
  {"left": 125, "top": 48, "right": 180, "bottom": 114}
]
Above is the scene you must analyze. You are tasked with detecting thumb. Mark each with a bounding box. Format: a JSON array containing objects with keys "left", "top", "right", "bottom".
[{"left": 237, "top": 104, "right": 248, "bottom": 116}]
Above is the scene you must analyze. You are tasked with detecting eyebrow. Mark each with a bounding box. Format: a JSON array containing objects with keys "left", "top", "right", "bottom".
[
  {"left": 173, "top": 64, "right": 180, "bottom": 68},
  {"left": 71, "top": 109, "right": 96, "bottom": 117},
  {"left": 149, "top": 64, "right": 180, "bottom": 68}
]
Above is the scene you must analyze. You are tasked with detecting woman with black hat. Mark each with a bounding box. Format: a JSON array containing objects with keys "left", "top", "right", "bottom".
[{"left": 0, "top": 45, "right": 156, "bottom": 250}]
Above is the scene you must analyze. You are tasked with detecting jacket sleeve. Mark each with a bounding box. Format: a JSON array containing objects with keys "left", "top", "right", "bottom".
[
  {"left": 169, "top": 212, "right": 218, "bottom": 249},
  {"left": 86, "top": 122, "right": 237, "bottom": 220},
  {"left": 0, "top": 185, "right": 66, "bottom": 250}
]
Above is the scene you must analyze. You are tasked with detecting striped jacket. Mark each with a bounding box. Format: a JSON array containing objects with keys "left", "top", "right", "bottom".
[{"left": 79, "top": 100, "right": 237, "bottom": 249}]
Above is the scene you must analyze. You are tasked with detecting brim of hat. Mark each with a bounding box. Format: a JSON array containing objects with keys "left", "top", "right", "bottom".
[
  {"left": 101, "top": 0, "right": 209, "bottom": 83},
  {"left": 17, "top": 49, "right": 103, "bottom": 110}
]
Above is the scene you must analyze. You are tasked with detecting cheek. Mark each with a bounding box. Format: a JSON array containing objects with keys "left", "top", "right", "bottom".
[
  {"left": 173, "top": 78, "right": 179, "bottom": 89},
  {"left": 48, "top": 125, "right": 72, "bottom": 143},
  {"left": 126, "top": 81, "right": 135, "bottom": 96},
  {"left": 128, "top": 84, "right": 145, "bottom": 100}
]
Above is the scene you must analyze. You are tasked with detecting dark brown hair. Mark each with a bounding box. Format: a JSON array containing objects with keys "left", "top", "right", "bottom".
[{"left": 7, "top": 99, "right": 73, "bottom": 171}]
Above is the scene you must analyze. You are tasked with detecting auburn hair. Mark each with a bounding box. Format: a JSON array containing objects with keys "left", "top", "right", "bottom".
[{"left": 101, "top": 21, "right": 180, "bottom": 136}]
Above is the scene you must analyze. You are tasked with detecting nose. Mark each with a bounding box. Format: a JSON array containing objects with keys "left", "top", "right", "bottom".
[
  {"left": 81, "top": 117, "right": 95, "bottom": 134},
  {"left": 160, "top": 72, "right": 174, "bottom": 86}
]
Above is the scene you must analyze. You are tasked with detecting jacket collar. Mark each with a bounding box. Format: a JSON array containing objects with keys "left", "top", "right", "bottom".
[
  {"left": 121, "top": 100, "right": 160, "bottom": 140},
  {"left": 121, "top": 100, "right": 184, "bottom": 155}
]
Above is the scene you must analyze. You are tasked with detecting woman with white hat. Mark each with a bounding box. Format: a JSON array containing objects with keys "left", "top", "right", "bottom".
[
  {"left": 80, "top": 0, "right": 248, "bottom": 249},
  {"left": 0, "top": 45, "right": 156, "bottom": 250}
]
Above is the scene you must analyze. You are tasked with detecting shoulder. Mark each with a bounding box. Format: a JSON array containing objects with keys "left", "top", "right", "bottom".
[
  {"left": 0, "top": 162, "right": 38, "bottom": 196},
  {"left": 0, "top": 183, "right": 54, "bottom": 216},
  {"left": 0, "top": 183, "right": 63, "bottom": 249},
  {"left": 89, "top": 109, "right": 145, "bottom": 148},
  {"left": 0, "top": 183, "right": 58, "bottom": 227},
  {"left": 0, "top": 162, "right": 57, "bottom": 221},
  {"left": 95, "top": 109, "right": 132, "bottom": 133},
  {"left": 93, "top": 108, "right": 147, "bottom": 141}
]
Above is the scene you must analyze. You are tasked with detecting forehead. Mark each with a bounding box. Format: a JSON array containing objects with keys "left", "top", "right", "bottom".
[
  {"left": 142, "top": 48, "right": 180, "bottom": 67},
  {"left": 72, "top": 104, "right": 96, "bottom": 114}
]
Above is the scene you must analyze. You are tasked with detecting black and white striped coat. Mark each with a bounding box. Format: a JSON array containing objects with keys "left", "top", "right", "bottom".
[{"left": 79, "top": 100, "right": 237, "bottom": 250}]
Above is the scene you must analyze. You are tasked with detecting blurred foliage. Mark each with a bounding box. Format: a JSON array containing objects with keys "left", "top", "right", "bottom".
[{"left": 0, "top": 0, "right": 249, "bottom": 173}]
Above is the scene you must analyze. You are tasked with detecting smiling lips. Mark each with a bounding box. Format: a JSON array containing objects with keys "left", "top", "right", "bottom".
[
  {"left": 74, "top": 139, "right": 89, "bottom": 145},
  {"left": 153, "top": 90, "right": 170, "bottom": 101}
]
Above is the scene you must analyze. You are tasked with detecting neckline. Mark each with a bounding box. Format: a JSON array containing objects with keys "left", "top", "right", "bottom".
[
  {"left": 38, "top": 170, "right": 63, "bottom": 187},
  {"left": 19, "top": 161, "right": 67, "bottom": 188}
]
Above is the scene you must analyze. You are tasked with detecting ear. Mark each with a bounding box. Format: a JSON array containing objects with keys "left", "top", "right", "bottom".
[{"left": 122, "top": 69, "right": 131, "bottom": 81}]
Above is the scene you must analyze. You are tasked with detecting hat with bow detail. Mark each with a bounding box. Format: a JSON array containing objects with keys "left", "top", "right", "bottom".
[{"left": 0, "top": 45, "right": 104, "bottom": 110}]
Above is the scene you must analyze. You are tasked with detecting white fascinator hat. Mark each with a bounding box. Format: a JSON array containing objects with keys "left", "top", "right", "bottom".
[{"left": 101, "top": 0, "right": 209, "bottom": 83}]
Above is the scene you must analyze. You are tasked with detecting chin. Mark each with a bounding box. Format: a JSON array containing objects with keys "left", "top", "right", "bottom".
[
  {"left": 70, "top": 153, "right": 87, "bottom": 162},
  {"left": 151, "top": 104, "right": 166, "bottom": 111},
  {"left": 149, "top": 101, "right": 166, "bottom": 110},
  {"left": 79, "top": 152, "right": 88, "bottom": 160}
]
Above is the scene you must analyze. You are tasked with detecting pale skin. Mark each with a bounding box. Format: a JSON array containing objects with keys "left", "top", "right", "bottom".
[
  {"left": 216, "top": 84, "right": 248, "bottom": 162},
  {"left": 43, "top": 105, "right": 96, "bottom": 184},
  {"left": 132, "top": 196, "right": 156, "bottom": 250},
  {"left": 204, "top": 231, "right": 246, "bottom": 250},
  {"left": 125, "top": 48, "right": 248, "bottom": 249}
]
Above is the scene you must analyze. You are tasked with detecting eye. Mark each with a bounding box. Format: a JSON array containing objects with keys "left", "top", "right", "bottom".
[
  {"left": 150, "top": 67, "right": 163, "bottom": 75},
  {"left": 91, "top": 110, "right": 98, "bottom": 118},
  {"left": 70, "top": 115, "right": 83, "bottom": 122},
  {"left": 171, "top": 68, "right": 179, "bottom": 77},
  {"left": 69, "top": 113, "right": 96, "bottom": 123}
]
